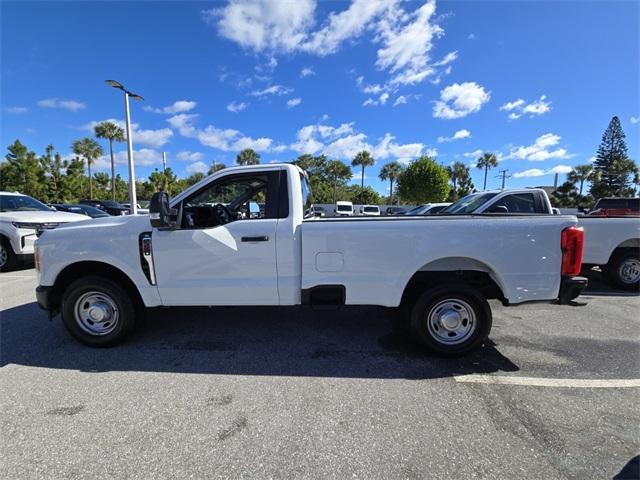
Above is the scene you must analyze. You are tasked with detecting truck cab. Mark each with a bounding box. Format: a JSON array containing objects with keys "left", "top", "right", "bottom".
[{"left": 441, "top": 189, "right": 553, "bottom": 215}]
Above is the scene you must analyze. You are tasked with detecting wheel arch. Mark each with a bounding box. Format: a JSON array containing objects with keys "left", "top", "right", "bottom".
[
  {"left": 400, "top": 256, "right": 507, "bottom": 309},
  {"left": 50, "top": 261, "right": 144, "bottom": 313},
  {"left": 607, "top": 238, "right": 640, "bottom": 264}
]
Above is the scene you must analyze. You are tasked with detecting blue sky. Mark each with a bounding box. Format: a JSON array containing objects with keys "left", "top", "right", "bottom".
[{"left": 1, "top": 0, "right": 638, "bottom": 194}]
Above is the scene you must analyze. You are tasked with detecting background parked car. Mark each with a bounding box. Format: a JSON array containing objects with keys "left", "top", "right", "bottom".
[
  {"left": 403, "top": 203, "right": 451, "bottom": 215},
  {"left": 588, "top": 197, "right": 639, "bottom": 217},
  {"left": 79, "top": 199, "right": 129, "bottom": 216},
  {"left": 122, "top": 203, "right": 150, "bottom": 215},
  {"left": 335, "top": 201, "right": 354, "bottom": 217},
  {"left": 0, "top": 192, "right": 87, "bottom": 271},
  {"left": 385, "top": 206, "right": 406, "bottom": 216},
  {"left": 52, "top": 204, "right": 110, "bottom": 218},
  {"left": 360, "top": 205, "right": 381, "bottom": 216}
]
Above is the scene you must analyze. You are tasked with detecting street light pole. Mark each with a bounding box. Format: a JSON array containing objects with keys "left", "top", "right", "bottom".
[
  {"left": 105, "top": 80, "right": 143, "bottom": 215},
  {"left": 123, "top": 92, "right": 137, "bottom": 214}
]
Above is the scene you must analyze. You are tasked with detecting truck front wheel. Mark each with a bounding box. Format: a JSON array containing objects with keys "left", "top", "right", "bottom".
[
  {"left": 410, "top": 285, "right": 492, "bottom": 356},
  {"left": 61, "top": 276, "right": 136, "bottom": 347}
]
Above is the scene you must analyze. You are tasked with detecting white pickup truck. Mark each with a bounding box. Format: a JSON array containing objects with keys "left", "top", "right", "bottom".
[
  {"left": 441, "top": 189, "right": 640, "bottom": 289},
  {"left": 35, "top": 164, "right": 586, "bottom": 355}
]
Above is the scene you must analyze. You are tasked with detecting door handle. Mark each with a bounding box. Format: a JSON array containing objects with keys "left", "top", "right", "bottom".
[{"left": 241, "top": 236, "right": 270, "bottom": 242}]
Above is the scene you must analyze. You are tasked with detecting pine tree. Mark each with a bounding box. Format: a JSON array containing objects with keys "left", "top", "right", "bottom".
[{"left": 590, "top": 116, "right": 635, "bottom": 198}]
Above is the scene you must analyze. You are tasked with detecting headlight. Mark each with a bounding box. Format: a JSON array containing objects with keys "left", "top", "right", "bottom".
[{"left": 11, "top": 222, "right": 40, "bottom": 230}]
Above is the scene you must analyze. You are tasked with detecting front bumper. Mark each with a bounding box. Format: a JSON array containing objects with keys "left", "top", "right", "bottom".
[
  {"left": 36, "top": 285, "right": 55, "bottom": 311},
  {"left": 558, "top": 276, "right": 588, "bottom": 304}
]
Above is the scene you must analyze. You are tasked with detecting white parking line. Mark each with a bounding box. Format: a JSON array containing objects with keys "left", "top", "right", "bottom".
[{"left": 454, "top": 374, "right": 640, "bottom": 388}]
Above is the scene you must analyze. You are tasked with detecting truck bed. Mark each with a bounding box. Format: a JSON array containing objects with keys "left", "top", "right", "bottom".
[{"left": 301, "top": 215, "right": 578, "bottom": 306}]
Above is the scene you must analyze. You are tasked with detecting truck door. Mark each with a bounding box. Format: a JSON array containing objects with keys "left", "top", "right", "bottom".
[{"left": 152, "top": 170, "right": 285, "bottom": 306}]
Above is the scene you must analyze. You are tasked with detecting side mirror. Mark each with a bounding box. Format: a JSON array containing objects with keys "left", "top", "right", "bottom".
[
  {"left": 149, "top": 192, "right": 177, "bottom": 229},
  {"left": 488, "top": 205, "right": 509, "bottom": 213}
]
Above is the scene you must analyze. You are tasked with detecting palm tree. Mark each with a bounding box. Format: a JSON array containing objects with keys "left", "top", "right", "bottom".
[
  {"left": 94, "top": 121, "right": 125, "bottom": 201},
  {"left": 72, "top": 138, "right": 103, "bottom": 200},
  {"left": 236, "top": 148, "right": 260, "bottom": 166},
  {"left": 378, "top": 161, "right": 403, "bottom": 204},
  {"left": 446, "top": 161, "right": 471, "bottom": 201},
  {"left": 476, "top": 152, "right": 498, "bottom": 191},
  {"left": 326, "top": 159, "right": 352, "bottom": 203},
  {"left": 352, "top": 150, "right": 375, "bottom": 204},
  {"left": 567, "top": 164, "right": 597, "bottom": 196},
  {"left": 208, "top": 162, "right": 226, "bottom": 175}
]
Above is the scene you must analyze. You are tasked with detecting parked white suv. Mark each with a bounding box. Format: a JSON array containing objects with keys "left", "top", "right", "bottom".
[
  {"left": 335, "top": 201, "right": 354, "bottom": 217},
  {"left": 0, "top": 192, "right": 87, "bottom": 271}
]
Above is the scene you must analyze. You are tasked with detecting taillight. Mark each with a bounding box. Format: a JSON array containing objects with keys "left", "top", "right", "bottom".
[{"left": 561, "top": 226, "right": 584, "bottom": 276}]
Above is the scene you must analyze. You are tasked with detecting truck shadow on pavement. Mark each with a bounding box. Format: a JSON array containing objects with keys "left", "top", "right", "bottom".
[{"left": 1, "top": 302, "right": 518, "bottom": 380}]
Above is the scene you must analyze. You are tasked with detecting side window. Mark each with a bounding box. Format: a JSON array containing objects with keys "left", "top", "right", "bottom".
[
  {"left": 493, "top": 193, "right": 536, "bottom": 213},
  {"left": 179, "top": 173, "right": 277, "bottom": 229}
]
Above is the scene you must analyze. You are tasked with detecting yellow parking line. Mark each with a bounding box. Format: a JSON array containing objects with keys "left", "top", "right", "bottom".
[{"left": 454, "top": 374, "right": 640, "bottom": 388}]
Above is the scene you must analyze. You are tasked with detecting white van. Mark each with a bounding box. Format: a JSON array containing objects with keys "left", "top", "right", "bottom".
[
  {"left": 360, "top": 205, "right": 381, "bottom": 216},
  {"left": 335, "top": 201, "right": 354, "bottom": 217}
]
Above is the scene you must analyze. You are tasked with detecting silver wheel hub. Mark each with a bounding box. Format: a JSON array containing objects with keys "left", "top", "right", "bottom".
[
  {"left": 427, "top": 298, "right": 477, "bottom": 345},
  {"left": 74, "top": 292, "right": 119, "bottom": 336},
  {"left": 619, "top": 259, "right": 640, "bottom": 284}
]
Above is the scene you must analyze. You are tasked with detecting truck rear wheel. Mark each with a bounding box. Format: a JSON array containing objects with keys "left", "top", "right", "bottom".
[
  {"left": 61, "top": 276, "right": 136, "bottom": 347},
  {"left": 604, "top": 250, "right": 640, "bottom": 291},
  {"left": 409, "top": 285, "right": 492, "bottom": 356}
]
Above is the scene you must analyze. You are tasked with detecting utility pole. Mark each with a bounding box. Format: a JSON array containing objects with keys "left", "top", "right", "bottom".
[
  {"left": 496, "top": 169, "right": 511, "bottom": 190},
  {"left": 162, "top": 152, "right": 167, "bottom": 174}
]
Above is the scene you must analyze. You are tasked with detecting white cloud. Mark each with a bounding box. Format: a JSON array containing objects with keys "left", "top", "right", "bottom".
[
  {"left": 463, "top": 149, "right": 483, "bottom": 158},
  {"left": 433, "top": 82, "right": 490, "bottom": 119},
  {"left": 167, "top": 113, "right": 273, "bottom": 152},
  {"left": 249, "top": 84, "right": 293, "bottom": 96},
  {"left": 186, "top": 161, "right": 209, "bottom": 175},
  {"left": 300, "top": 67, "right": 315, "bottom": 78},
  {"left": 437, "top": 129, "right": 471, "bottom": 143},
  {"left": 513, "top": 168, "right": 545, "bottom": 178},
  {"left": 375, "top": 0, "right": 443, "bottom": 86},
  {"left": 363, "top": 92, "right": 390, "bottom": 107},
  {"left": 4, "top": 106, "right": 28, "bottom": 114},
  {"left": 631, "top": 116, "right": 639, "bottom": 125},
  {"left": 467, "top": 33, "right": 475, "bottom": 40},
  {"left": 176, "top": 151, "right": 204, "bottom": 162},
  {"left": 143, "top": 100, "right": 197, "bottom": 115},
  {"left": 93, "top": 148, "right": 164, "bottom": 170},
  {"left": 508, "top": 133, "right": 573, "bottom": 161},
  {"left": 204, "top": 0, "right": 316, "bottom": 53},
  {"left": 302, "top": 0, "right": 392, "bottom": 55},
  {"left": 500, "top": 95, "right": 551, "bottom": 120},
  {"left": 227, "top": 101, "right": 248, "bottom": 113},
  {"left": 84, "top": 118, "right": 173, "bottom": 148},
  {"left": 393, "top": 95, "right": 407, "bottom": 107},
  {"left": 433, "top": 51, "right": 458, "bottom": 67},
  {"left": 513, "top": 164, "right": 574, "bottom": 178},
  {"left": 287, "top": 97, "right": 302, "bottom": 108},
  {"left": 208, "top": 0, "right": 448, "bottom": 89},
  {"left": 290, "top": 120, "right": 429, "bottom": 164},
  {"left": 37, "top": 98, "right": 85, "bottom": 112}
]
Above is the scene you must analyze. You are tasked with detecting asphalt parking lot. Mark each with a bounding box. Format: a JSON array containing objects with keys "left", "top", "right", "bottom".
[{"left": 1, "top": 268, "right": 638, "bottom": 479}]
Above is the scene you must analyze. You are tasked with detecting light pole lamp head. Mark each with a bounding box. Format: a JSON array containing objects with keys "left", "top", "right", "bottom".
[
  {"left": 129, "top": 93, "right": 144, "bottom": 101},
  {"left": 105, "top": 79, "right": 125, "bottom": 90}
]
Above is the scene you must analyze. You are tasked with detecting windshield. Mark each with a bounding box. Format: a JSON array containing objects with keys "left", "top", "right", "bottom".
[
  {"left": 363, "top": 206, "right": 378, "bottom": 213},
  {"left": 0, "top": 194, "right": 51, "bottom": 212},
  {"left": 441, "top": 193, "right": 498, "bottom": 214},
  {"left": 337, "top": 204, "right": 352, "bottom": 211},
  {"left": 404, "top": 205, "right": 427, "bottom": 215}
]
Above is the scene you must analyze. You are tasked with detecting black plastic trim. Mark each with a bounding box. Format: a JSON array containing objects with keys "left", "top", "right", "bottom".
[
  {"left": 558, "top": 275, "right": 588, "bottom": 304},
  {"left": 36, "top": 285, "right": 54, "bottom": 311},
  {"left": 301, "top": 285, "right": 346, "bottom": 307}
]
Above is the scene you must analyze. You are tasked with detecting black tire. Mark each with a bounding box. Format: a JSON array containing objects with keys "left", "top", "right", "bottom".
[
  {"left": 61, "top": 276, "right": 136, "bottom": 347},
  {"left": 409, "top": 285, "right": 492, "bottom": 356},
  {"left": 0, "top": 238, "right": 19, "bottom": 272},
  {"left": 604, "top": 249, "right": 640, "bottom": 291}
]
